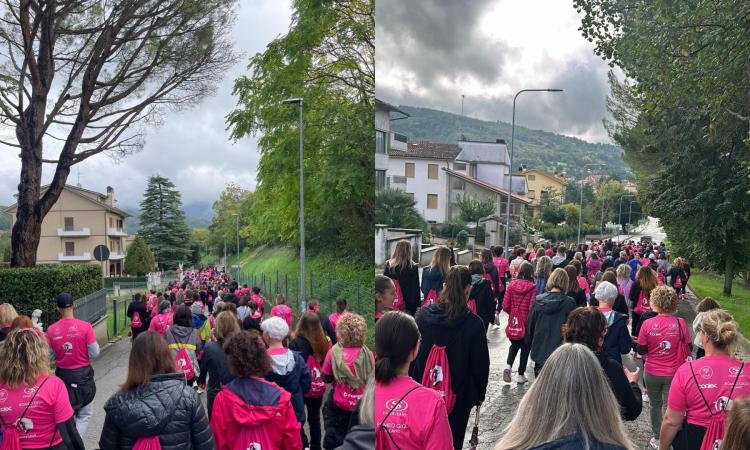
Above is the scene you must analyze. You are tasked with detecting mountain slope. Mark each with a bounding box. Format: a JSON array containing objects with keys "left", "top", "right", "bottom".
[{"left": 390, "top": 105, "right": 630, "bottom": 179}]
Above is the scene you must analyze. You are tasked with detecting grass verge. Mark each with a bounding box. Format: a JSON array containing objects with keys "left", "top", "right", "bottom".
[{"left": 689, "top": 272, "right": 750, "bottom": 334}]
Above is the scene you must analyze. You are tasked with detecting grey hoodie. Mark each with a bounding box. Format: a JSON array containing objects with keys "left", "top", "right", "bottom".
[{"left": 525, "top": 292, "right": 576, "bottom": 366}]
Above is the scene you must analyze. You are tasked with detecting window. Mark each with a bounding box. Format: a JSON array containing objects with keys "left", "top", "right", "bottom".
[
  {"left": 64, "top": 241, "right": 75, "bottom": 256},
  {"left": 375, "top": 130, "right": 387, "bottom": 154},
  {"left": 64, "top": 217, "right": 74, "bottom": 231},
  {"left": 375, "top": 170, "right": 386, "bottom": 190},
  {"left": 428, "top": 164, "right": 438, "bottom": 179},
  {"left": 405, "top": 162, "right": 415, "bottom": 178},
  {"left": 469, "top": 163, "right": 477, "bottom": 178},
  {"left": 109, "top": 217, "right": 113, "bottom": 228},
  {"left": 117, "top": 219, "right": 123, "bottom": 229},
  {"left": 527, "top": 190, "right": 536, "bottom": 199},
  {"left": 452, "top": 179, "right": 465, "bottom": 191},
  {"left": 427, "top": 194, "right": 438, "bottom": 209},
  {"left": 453, "top": 162, "right": 466, "bottom": 171},
  {"left": 527, "top": 174, "right": 536, "bottom": 181}
]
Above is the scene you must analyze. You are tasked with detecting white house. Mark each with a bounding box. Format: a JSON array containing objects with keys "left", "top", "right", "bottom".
[{"left": 375, "top": 98, "right": 409, "bottom": 190}]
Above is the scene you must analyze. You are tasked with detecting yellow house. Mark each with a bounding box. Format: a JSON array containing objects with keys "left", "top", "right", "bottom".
[
  {"left": 522, "top": 169, "right": 566, "bottom": 217},
  {"left": 4, "top": 185, "right": 132, "bottom": 276}
]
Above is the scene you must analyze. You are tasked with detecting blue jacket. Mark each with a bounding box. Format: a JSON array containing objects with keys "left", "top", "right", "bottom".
[
  {"left": 601, "top": 309, "right": 631, "bottom": 365},
  {"left": 530, "top": 434, "right": 627, "bottom": 450},
  {"left": 421, "top": 266, "right": 446, "bottom": 299},
  {"left": 264, "top": 349, "right": 311, "bottom": 423},
  {"left": 627, "top": 259, "right": 639, "bottom": 280}
]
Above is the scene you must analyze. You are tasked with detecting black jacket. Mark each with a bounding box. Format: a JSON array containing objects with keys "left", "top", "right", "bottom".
[
  {"left": 469, "top": 279, "right": 496, "bottom": 327},
  {"left": 420, "top": 266, "right": 445, "bottom": 299},
  {"left": 383, "top": 261, "right": 421, "bottom": 314},
  {"left": 264, "top": 348, "right": 311, "bottom": 423},
  {"left": 596, "top": 352, "right": 642, "bottom": 421},
  {"left": 334, "top": 425, "right": 374, "bottom": 450},
  {"left": 410, "top": 304, "right": 489, "bottom": 410},
  {"left": 525, "top": 292, "right": 576, "bottom": 367},
  {"left": 99, "top": 373, "right": 214, "bottom": 450},
  {"left": 567, "top": 289, "right": 587, "bottom": 308},
  {"left": 530, "top": 433, "right": 627, "bottom": 450},
  {"left": 126, "top": 301, "right": 149, "bottom": 337},
  {"left": 318, "top": 312, "right": 337, "bottom": 345},
  {"left": 197, "top": 337, "right": 234, "bottom": 418}
]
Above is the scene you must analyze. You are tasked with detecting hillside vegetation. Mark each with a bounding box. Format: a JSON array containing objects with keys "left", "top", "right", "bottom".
[{"left": 391, "top": 105, "right": 630, "bottom": 179}]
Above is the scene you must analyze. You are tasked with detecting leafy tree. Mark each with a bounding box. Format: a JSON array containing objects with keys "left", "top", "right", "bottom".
[
  {"left": 0, "top": 209, "right": 9, "bottom": 230},
  {"left": 139, "top": 176, "right": 191, "bottom": 270},
  {"left": 123, "top": 236, "right": 156, "bottom": 276},
  {"left": 576, "top": 0, "right": 750, "bottom": 295},
  {"left": 455, "top": 193, "right": 495, "bottom": 240},
  {"left": 0, "top": 0, "right": 237, "bottom": 267},
  {"left": 206, "top": 184, "right": 253, "bottom": 257},
  {"left": 190, "top": 228, "right": 210, "bottom": 266},
  {"left": 561, "top": 203, "right": 581, "bottom": 228},
  {"left": 227, "top": 0, "right": 373, "bottom": 261},
  {"left": 375, "top": 189, "right": 427, "bottom": 230}
]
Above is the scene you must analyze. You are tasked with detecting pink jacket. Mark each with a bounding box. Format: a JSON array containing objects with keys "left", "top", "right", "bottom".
[
  {"left": 148, "top": 312, "right": 173, "bottom": 336},
  {"left": 271, "top": 305, "right": 293, "bottom": 328}
]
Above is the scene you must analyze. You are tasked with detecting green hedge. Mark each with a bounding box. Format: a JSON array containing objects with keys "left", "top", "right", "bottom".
[{"left": 0, "top": 264, "right": 101, "bottom": 325}]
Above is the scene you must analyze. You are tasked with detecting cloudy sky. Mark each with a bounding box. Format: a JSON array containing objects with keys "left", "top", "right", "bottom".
[
  {"left": 376, "top": 0, "right": 615, "bottom": 144},
  {"left": 0, "top": 0, "right": 292, "bottom": 211}
]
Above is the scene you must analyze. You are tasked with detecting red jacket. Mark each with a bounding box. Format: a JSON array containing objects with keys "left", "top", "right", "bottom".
[
  {"left": 502, "top": 279, "right": 537, "bottom": 324},
  {"left": 210, "top": 377, "right": 302, "bottom": 450}
]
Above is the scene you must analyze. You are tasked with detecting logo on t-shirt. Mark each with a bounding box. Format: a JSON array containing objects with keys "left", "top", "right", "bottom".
[
  {"left": 62, "top": 342, "right": 73, "bottom": 354},
  {"left": 22, "top": 387, "right": 36, "bottom": 397},
  {"left": 658, "top": 340, "right": 672, "bottom": 352},
  {"left": 714, "top": 396, "right": 732, "bottom": 413},
  {"left": 245, "top": 444, "right": 261, "bottom": 450},
  {"left": 0, "top": 389, "right": 7, "bottom": 402},
  {"left": 16, "top": 417, "right": 34, "bottom": 432},
  {"left": 429, "top": 365, "right": 444, "bottom": 386},
  {"left": 700, "top": 366, "right": 714, "bottom": 379},
  {"left": 729, "top": 366, "right": 741, "bottom": 376},
  {"left": 385, "top": 398, "right": 409, "bottom": 412}
]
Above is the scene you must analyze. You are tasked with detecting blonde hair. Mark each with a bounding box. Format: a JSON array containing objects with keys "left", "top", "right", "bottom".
[
  {"left": 650, "top": 286, "right": 678, "bottom": 314},
  {"left": 535, "top": 256, "right": 552, "bottom": 279},
  {"left": 0, "top": 304, "right": 18, "bottom": 326},
  {"left": 336, "top": 313, "right": 367, "bottom": 347},
  {"left": 0, "top": 329, "right": 50, "bottom": 388},
  {"left": 430, "top": 246, "right": 452, "bottom": 276},
  {"left": 700, "top": 309, "right": 747, "bottom": 353},
  {"left": 495, "top": 344, "right": 633, "bottom": 450},
  {"left": 358, "top": 375, "right": 375, "bottom": 426},
  {"left": 635, "top": 266, "right": 657, "bottom": 293},
  {"left": 389, "top": 240, "right": 414, "bottom": 272},
  {"left": 546, "top": 268, "right": 570, "bottom": 293},
  {"left": 616, "top": 264, "right": 631, "bottom": 281},
  {"left": 723, "top": 396, "right": 750, "bottom": 450},
  {"left": 214, "top": 311, "right": 240, "bottom": 340}
]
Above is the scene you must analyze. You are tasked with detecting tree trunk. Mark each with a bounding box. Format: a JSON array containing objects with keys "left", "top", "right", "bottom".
[
  {"left": 11, "top": 141, "right": 44, "bottom": 267},
  {"left": 723, "top": 250, "right": 734, "bottom": 297}
]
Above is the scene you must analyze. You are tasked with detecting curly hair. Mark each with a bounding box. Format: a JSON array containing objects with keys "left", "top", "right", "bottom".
[
  {"left": 336, "top": 313, "right": 367, "bottom": 347},
  {"left": 0, "top": 329, "right": 50, "bottom": 388},
  {"left": 224, "top": 330, "right": 271, "bottom": 378},
  {"left": 562, "top": 307, "right": 607, "bottom": 353},
  {"left": 650, "top": 286, "right": 678, "bottom": 314}
]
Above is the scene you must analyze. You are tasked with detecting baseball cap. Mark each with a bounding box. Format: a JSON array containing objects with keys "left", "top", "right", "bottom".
[{"left": 56, "top": 293, "right": 75, "bottom": 308}]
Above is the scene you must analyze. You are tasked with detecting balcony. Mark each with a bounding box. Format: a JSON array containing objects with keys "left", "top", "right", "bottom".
[
  {"left": 58, "top": 252, "right": 91, "bottom": 262},
  {"left": 107, "top": 228, "right": 128, "bottom": 237},
  {"left": 109, "top": 251, "right": 127, "bottom": 260},
  {"left": 389, "top": 175, "right": 407, "bottom": 190},
  {"left": 57, "top": 227, "right": 90, "bottom": 237}
]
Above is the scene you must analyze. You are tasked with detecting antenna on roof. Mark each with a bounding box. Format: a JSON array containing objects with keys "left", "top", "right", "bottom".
[
  {"left": 76, "top": 167, "right": 81, "bottom": 188},
  {"left": 458, "top": 94, "right": 465, "bottom": 142}
]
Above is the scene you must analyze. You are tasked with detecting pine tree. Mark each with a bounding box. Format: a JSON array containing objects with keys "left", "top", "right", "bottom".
[
  {"left": 124, "top": 235, "right": 156, "bottom": 276},
  {"left": 139, "top": 176, "right": 191, "bottom": 270}
]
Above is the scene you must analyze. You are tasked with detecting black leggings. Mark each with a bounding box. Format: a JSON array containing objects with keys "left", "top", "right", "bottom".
[
  {"left": 303, "top": 396, "right": 324, "bottom": 450},
  {"left": 322, "top": 395, "right": 352, "bottom": 450},
  {"left": 671, "top": 422, "right": 706, "bottom": 450},
  {"left": 448, "top": 403, "right": 473, "bottom": 450},
  {"left": 506, "top": 339, "right": 530, "bottom": 375}
]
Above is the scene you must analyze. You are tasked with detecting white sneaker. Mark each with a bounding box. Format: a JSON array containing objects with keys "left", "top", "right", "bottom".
[
  {"left": 642, "top": 393, "right": 650, "bottom": 403},
  {"left": 516, "top": 374, "right": 528, "bottom": 384},
  {"left": 649, "top": 437, "right": 659, "bottom": 449},
  {"left": 503, "top": 367, "right": 512, "bottom": 383}
]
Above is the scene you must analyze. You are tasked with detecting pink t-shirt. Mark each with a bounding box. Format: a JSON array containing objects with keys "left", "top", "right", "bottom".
[
  {"left": 46, "top": 318, "right": 95, "bottom": 369},
  {"left": 668, "top": 355, "right": 750, "bottom": 427},
  {"left": 375, "top": 376, "right": 453, "bottom": 450},
  {"left": 0, "top": 375, "right": 73, "bottom": 448},
  {"left": 271, "top": 305, "right": 293, "bottom": 327},
  {"left": 329, "top": 312, "right": 348, "bottom": 331},
  {"left": 148, "top": 312, "right": 173, "bottom": 336},
  {"left": 322, "top": 346, "right": 373, "bottom": 411},
  {"left": 577, "top": 276, "right": 590, "bottom": 296},
  {"left": 637, "top": 314, "right": 691, "bottom": 376},
  {"left": 492, "top": 257, "right": 509, "bottom": 278}
]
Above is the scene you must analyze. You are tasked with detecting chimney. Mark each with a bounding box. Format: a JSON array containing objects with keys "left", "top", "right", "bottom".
[{"left": 106, "top": 186, "right": 114, "bottom": 206}]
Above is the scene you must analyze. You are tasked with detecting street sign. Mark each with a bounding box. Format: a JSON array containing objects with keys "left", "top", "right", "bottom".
[{"left": 93, "top": 245, "right": 110, "bottom": 261}]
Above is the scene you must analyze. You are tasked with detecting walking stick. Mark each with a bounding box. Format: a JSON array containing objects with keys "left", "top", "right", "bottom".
[{"left": 469, "top": 403, "right": 482, "bottom": 449}]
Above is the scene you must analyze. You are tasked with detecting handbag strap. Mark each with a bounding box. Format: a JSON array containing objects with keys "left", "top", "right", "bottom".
[
  {"left": 380, "top": 385, "right": 420, "bottom": 450},
  {"left": 689, "top": 361, "right": 713, "bottom": 415}
]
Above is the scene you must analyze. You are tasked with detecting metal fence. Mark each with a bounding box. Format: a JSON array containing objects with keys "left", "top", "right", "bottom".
[
  {"left": 236, "top": 270, "right": 374, "bottom": 321},
  {"left": 109, "top": 296, "right": 132, "bottom": 339},
  {"left": 14, "top": 289, "right": 107, "bottom": 330}
]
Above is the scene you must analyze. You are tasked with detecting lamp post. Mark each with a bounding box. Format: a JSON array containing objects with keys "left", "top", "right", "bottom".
[
  {"left": 617, "top": 194, "right": 635, "bottom": 239},
  {"left": 282, "top": 97, "right": 306, "bottom": 311},
  {"left": 504, "top": 88, "right": 563, "bottom": 258},
  {"left": 578, "top": 163, "right": 606, "bottom": 245},
  {"left": 233, "top": 213, "right": 239, "bottom": 283}
]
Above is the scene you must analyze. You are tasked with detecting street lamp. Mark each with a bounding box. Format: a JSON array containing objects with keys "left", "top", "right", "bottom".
[
  {"left": 504, "top": 88, "right": 563, "bottom": 258},
  {"left": 617, "top": 194, "right": 635, "bottom": 239},
  {"left": 233, "top": 213, "right": 239, "bottom": 283},
  {"left": 578, "top": 163, "right": 606, "bottom": 245},
  {"left": 282, "top": 97, "right": 306, "bottom": 311}
]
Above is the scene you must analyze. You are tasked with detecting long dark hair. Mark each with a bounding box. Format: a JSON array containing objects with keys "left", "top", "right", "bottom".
[
  {"left": 375, "top": 311, "right": 420, "bottom": 383},
  {"left": 438, "top": 265, "right": 471, "bottom": 323},
  {"left": 293, "top": 313, "right": 329, "bottom": 362},
  {"left": 564, "top": 266, "right": 582, "bottom": 294},
  {"left": 123, "top": 332, "right": 176, "bottom": 390}
]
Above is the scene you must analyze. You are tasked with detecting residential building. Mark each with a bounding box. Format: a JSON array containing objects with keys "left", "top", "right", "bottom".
[
  {"left": 4, "top": 185, "right": 132, "bottom": 276},
  {"left": 375, "top": 98, "right": 409, "bottom": 190},
  {"left": 521, "top": 168, "right": 566, "bottom": 217},
  {"left": 623, "top": 180, "right": 637, "bottom": 193}
]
